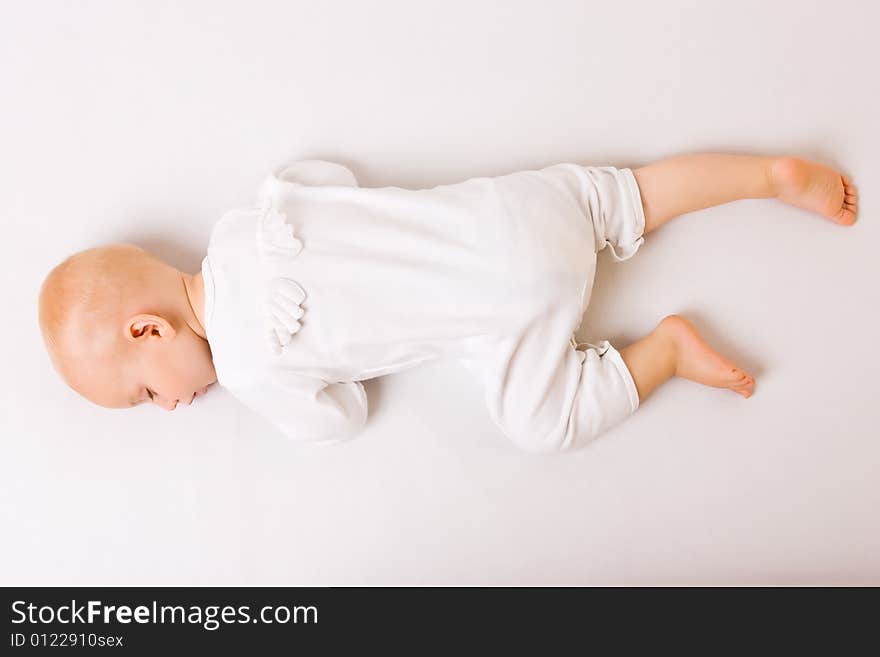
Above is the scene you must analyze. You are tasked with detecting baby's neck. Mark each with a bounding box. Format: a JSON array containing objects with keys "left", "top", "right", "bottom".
[{"left": 182, "top": 271, "right": 207, "bottom": 338}]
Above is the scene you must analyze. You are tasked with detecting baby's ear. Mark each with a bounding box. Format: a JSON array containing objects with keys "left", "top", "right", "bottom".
[{"left": 125, "top": 314, "right": 176, "bottom": 342}]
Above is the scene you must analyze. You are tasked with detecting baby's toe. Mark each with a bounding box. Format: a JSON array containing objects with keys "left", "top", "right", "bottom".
[{"left": 836, "top": 206, "right": 857, "bottom": 225}]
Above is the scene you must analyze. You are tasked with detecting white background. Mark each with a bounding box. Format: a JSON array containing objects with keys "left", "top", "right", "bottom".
[{"left": 2, "top": 0, "right": 877, "bottom": 585}]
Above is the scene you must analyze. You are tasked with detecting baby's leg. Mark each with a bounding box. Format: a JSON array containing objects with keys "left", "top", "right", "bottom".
[
  {"left": 470, "top": 310, "right": 753, "bottom": 453},
  {"left": 633, "top": 154, "right": 858, "bottom": 232},
  {"left": 620, "top": 152, "right": 860, "bottom": 405},
  {"left": 619, "top": 315, "right": 754, "bottom": 404}
]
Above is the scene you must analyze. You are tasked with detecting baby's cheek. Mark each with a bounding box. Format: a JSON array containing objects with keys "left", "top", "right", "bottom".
[{"left": 181, "top": 336, "right": 215, "bottom": 379}]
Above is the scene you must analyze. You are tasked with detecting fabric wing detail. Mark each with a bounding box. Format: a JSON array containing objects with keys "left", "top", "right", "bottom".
[
  {"left": 256, "top": 199, "right": 303, "bottom": 259},
  {"left": 266, "top": 277, "right": 307, "bottom": 356}
]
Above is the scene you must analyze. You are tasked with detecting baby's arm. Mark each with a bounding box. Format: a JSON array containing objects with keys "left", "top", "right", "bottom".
[{"left": 237, "top": 374, "right": 369, "bottom": 444}]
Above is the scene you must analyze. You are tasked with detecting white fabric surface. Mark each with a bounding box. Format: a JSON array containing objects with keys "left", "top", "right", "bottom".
[{"left": 202, "top": 159, "right": 645, "bottom": 451}]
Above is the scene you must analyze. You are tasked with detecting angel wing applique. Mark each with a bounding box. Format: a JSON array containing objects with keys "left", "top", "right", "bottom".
[
  {"left": 254, "top": 198, "right": 309, "bottom": 355},
  {"left": 256, "top": 198, "right": 303, "bottom": 259},
  {"left": 265, "top": 277, "right": 307, "bottom": 356}
]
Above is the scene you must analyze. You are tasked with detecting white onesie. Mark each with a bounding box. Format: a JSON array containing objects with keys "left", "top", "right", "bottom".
[{"left": 201, "top": 159, "right": 645, "bottom": 453}]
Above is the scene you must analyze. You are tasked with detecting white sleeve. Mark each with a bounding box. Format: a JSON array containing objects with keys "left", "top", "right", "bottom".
[
  {"left": 258, "top": 158, "right": 359, "bottom": 197},
  {"left": 236, "top": 372, "right": 369, "bottom": 445},
  {"left": 257, "top": 159, "right": 360, "bottom": 208}
]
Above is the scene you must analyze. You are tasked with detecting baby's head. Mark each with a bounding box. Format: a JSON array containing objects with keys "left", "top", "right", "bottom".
[{"left": 38, "top": 243, "right": 216, "bottom": 411}]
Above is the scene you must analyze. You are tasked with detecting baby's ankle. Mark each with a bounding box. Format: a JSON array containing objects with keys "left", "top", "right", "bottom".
[
  {"left": 654, "top": 316, "right": 682, "bottom": 377},
  {"left": 767, "top": 156, "right": 806, "bottom": 197}
]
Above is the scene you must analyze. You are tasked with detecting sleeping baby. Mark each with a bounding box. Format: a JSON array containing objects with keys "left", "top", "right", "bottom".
[{"left": 37, "top": 154, "right": 858, "bottom": 452}]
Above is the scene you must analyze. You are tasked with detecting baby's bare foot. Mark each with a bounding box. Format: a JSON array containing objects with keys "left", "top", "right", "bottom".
[
  {"left": 770, "top": 156, "right": 858, "bottom": 225},
  {"left": 656, "top": 315, "right": 755, "bottom": 398}
]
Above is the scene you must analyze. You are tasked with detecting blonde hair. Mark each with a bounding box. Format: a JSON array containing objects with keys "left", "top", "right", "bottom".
[{"left": 38, "top": 243, "right": 157, "bottom": 385}]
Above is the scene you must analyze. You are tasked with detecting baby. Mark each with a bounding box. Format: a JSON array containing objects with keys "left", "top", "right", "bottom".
[{"left": 37, "top": 154, "right": 858, "bottom": 453}]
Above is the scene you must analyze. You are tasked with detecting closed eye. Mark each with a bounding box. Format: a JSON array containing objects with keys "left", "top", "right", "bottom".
[{"left": 146, "top": 388, "right": 155, "bottom": 401}]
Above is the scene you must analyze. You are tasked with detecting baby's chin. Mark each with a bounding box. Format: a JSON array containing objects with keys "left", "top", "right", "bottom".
[{"left": 194, "top": 381, "right": 217, "bottom": 398}]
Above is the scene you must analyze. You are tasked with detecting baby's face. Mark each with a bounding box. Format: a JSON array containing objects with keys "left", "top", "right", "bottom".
[
  {"left": 121, "top": 324, "right": 217, "bottom": 410},
  {"left": 77, "top": 315, "right": 217, "bottom": 411}
]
